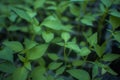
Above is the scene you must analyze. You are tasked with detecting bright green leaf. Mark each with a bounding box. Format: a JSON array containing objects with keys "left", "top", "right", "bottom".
[
  {"left": 42, "top": 31, "right": 54, "bottom": 43},
  {"left": 41, "top": 15, "right": 63, "bottom": 30},
  {"left": 61, "top": 32, "right": 70, "bottom": 42},
  {"left": 80, "top": 47, "right": 91, "bottom": 56},
  {"left": 27, "top": 44, "right": 48, "bottom": 60}
]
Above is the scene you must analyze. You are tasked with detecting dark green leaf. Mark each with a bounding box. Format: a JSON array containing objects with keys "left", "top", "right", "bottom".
[
  {"left": 0, "top": 62, "right": 16, "bottom": 73},
  {"left": 12, "top": 67, "right": 28, "bottom": 80},
  {"left": 0, "top": 47, "right": 13, "bottom": 62}
]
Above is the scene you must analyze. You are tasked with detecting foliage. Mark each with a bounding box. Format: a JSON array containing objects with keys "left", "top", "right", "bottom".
[{"left": 0, "top": 0, "right": 120, "bottom": 80}]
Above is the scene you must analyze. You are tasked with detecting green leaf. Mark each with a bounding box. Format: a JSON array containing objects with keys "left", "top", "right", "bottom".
[
  {"left": 94, "top": 42, "right": 106, "bottom": 57},
  {"left": 24, "top": 38, "right": 38, "bottom": 50},
  {"left": 57, "top": 42, "right": 81, "bottom": 53},
  {"left": 0, "top": 62, "right": 16, "bottom": 73},
  {"left": 87, "top": 32, "right": 97, "bottom": 47},
  {"left": 56, "top": 66, "right": 66, "bottom": 75},
  {"left": 24, "top": 62, "right": 31, "bottom": 70},
  {"left": 48, "top": 62, "right": 63, "bottom": 70},
  {"left": 42, "top": 31, "right": 54, "bottom": 43},
  {"left": 57, "top": 1, "right": 69, "bottom": 13},
  {"left": 105, "top": 66, "right": 118, "bottom": 75},
  {"left": 101, "top": 0, "right": 112, "bottom": 8},
  {"left": 3, "top": 41, "right": 24, "bottom": 52},
  {"left": 47, "top": 53, "right": 59, "bottom": 61},
  {"left": 8, "top": 25, "right": 28, "bottom": 32},
  {"left": 31, "top": 66, "right": 46, "bottom": 80},
  {"left": 92, "top": 65, "right": 99, "bottom": 78},
  {"left": 69, "top": 4, "right": 80, "bottom": 16},
  {"left": 12, "top": 7, "right": 32, "bottom": 22},
  {"left": 61, "top": 32, "right": 70, "bottom": 42},
  {"left": 0, "top": 47, "right": 13, "bottom": 62},
  {"left": 37, "top": 58, "right": 46, "bottom": 67},
  {"left": 12, "top": 67, "right": 28, "bottom": 80},
  {"left": 110, "top": 10, "right": 120, "bottom": 18},
  {"left": 72, "top": 60, "right": 84, "bottom": 67},
  {"left": 113, "top": 31, "right": 120, "bottom": 43},
  {"left": 109, "top": 16, "right": 120, "bottom": 30},
  {"left": 47, "top": 75, "right": 54, "bottom": 80},
  {"left": 32, "top": 25, "right": 41, "bottom": 33},
  {"left": 27, "top": 44, "right": 48, "bottom": 60},
  {"left": 34, "top": 0, "right": 46, "bottom": 9},
  {"left": 81, "top": 14, "right": 96, "bottom": 26},
  {"left": 102, "top": 53, "right": 120, "bottom": 61},
  {"left": 67, "top": 69, "right": 90, "bottom": 80},
  {"left": 80, "top": 47, "right": 91, "bottom": 56},
  {"left": 41, "top": 15, "right": 63, "bottom": 30}
]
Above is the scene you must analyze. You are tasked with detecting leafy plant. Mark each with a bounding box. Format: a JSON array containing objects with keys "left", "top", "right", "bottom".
[{"left": 0, "top": 0, "right": 120, "bottom": 80}]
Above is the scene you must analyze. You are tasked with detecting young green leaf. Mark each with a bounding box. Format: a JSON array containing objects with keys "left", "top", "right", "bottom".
[
  {"left": 42, "top": 31, "right": 54, "bottom": 43},
  {"left": 80, "top": 47, "right": 91, "bottom": 56},
  {"left": 57, "top": 42, "right": 81, "bottom": 53},
  {"left": 48, "top": 62, "right": 63, "bottom": 70},
  {"left": 41, "top": 15, "right": 63, "bottom": 30},
  {"left": 67, "top": 69, "right": 90, "bottom": 80},
  {"left": 27, "top": 44, "right": 48, "bottom": 60},
  {"left": 47, "top": 53, "right": 59, "bottom": 61},
  {"left": 87, "top": 32, "right": 97, "bottom": 47},
  {"left": 61, "top": 32, "right": 70, "bottom": 42}
]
